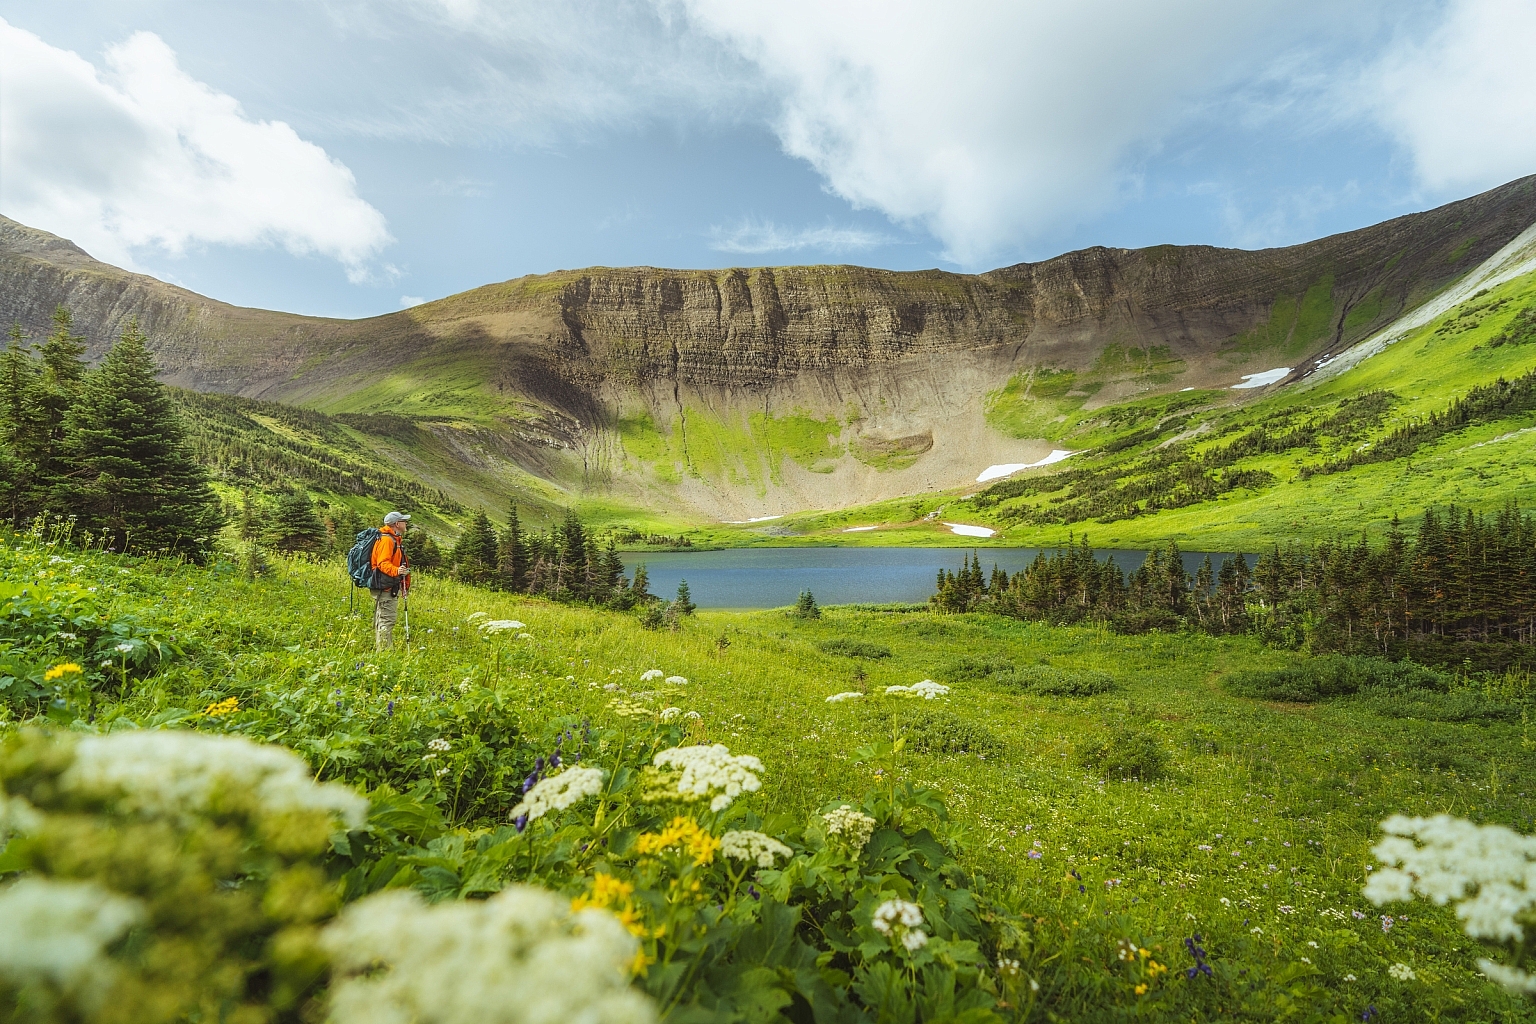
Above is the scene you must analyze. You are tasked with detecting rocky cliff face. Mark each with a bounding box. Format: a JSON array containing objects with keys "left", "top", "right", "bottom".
[{"left": 4, "top": 175, "right": 1534, "bottom": 518}]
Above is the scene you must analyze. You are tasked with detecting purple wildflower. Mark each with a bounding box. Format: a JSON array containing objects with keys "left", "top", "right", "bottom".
[{"left": 1184, "top": 935, "right": 1212, "bottom": 979}]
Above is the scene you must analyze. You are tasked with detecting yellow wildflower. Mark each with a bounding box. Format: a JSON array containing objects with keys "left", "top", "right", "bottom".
[
  {"left": 572, "top": 873, "right": 647, "bottom": 937},
  {"left": 635, "top": 816, "right": 721, "bottom": 866},
  {"left": 43, "top": 663, "right": 82, "bottom": 681},
  {"left": 629, "top": 948, "right": 656, "bottom": 978},
  {"left": 203, "top": 697, "right": 240, "bottom": 718},
  {"left": 1134, "top": 983, "right": 1148, "bottom": 996},
  {"left": 571, "top": 872, "right": 635, "bottom": 912}
]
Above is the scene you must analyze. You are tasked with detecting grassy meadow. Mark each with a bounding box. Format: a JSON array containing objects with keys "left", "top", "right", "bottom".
[{"left": 6, "top": 527, "right": 1533, "bottom": 1021}]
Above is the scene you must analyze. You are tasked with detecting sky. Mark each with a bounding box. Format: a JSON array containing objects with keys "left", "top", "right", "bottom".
[{"left": 2, "top": 0, "right": 1535, "bottom": 320}]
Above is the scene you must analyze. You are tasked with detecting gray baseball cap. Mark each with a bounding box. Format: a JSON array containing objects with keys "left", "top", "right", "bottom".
[{"left": 383, "top": 511, "right": 412, "bottom": 525}]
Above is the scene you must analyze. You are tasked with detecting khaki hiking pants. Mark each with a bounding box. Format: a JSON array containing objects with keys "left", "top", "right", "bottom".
[{"left": 372, "top": 588, "right": 399, "bottom": 649}]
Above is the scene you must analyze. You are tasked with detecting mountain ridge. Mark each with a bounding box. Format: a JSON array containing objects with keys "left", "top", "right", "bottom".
[{"left": 4, "top": 175, "right": 1535, "bottom": 519}]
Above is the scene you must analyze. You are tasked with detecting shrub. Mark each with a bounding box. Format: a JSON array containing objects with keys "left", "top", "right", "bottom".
[
  {"left": 1353, "top": 687, "right": 1524, "bottom": 723},
  {"left": 991, "top": 665, "right": 1118, "bottom": 697},
  {"left": 1222, "top": 655, "right": 1450, "bottom": 703},
  {"left": 1075, "top": 725, "right": 1169, "bottom": 781},
  {"left": 894, "top": 708, "right": 1002, "bottom": 756},
  {"left": 819, "top": 638, "right": 892, "bottom": 659},
  {"left": 935, "top": 655, "right": 1014, "bottom": 682}
]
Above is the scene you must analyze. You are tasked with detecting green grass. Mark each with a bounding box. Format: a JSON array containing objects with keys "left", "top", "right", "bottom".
[{"left": 4, "top": 531, "right": 1533, "bottom": 1019}]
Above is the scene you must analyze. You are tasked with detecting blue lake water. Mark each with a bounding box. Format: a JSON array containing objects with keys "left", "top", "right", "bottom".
[{"left": 624, "top": 547, "right": 1249, "bottom": 609}]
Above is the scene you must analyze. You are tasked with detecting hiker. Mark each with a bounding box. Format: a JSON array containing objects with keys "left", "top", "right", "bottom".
[{"left": 370, "top": 511, "right": 411, "bottom": 649}]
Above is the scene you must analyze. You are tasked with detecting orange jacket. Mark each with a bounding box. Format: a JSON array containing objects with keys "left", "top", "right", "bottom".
[{"left": 371, "top": 525, "right": 406, "bottom": 581}]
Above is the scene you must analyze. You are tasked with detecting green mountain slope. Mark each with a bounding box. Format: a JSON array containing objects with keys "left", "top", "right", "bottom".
[{"left": 4, "top": 177, "right": 1536, "bottom": 542}]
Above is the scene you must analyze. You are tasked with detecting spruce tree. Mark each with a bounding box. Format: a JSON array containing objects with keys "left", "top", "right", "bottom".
[
  {"left": 631, "top": 563, "right": 654, "bottom": 603},
  {"left": 674, "top": 578, "right": 696, "bottom": 616},
  {"left": 559, "top": 509, "right": 589, "bottom": 600},
  {"left": 55, "top": 320, "right": 220, "bottom": 557},
  {"left": 39, "top": 308, "right": 88, "bottom": 389},
  {"left": 270, "top": 487, "right": 327, "bottom": 553},
  {"left": 0, "top": 324, "right": 47, "bottom": 523},
  {"left": 601, "top": 541, "right": 627, "bottom": 607},
  {"left": 499, "top": 504, "right": 531, "bottom": 592},
  {"left": 452, "top": 509, "right": 500, "bottom": 585},
  {"left": 409, "top": 532, "right": 445, "bottom": 572}
]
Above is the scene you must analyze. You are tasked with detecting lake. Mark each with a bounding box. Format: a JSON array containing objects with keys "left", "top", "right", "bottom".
[{"left": 623, "top": 547, "right": 1249, "bottom": 608}]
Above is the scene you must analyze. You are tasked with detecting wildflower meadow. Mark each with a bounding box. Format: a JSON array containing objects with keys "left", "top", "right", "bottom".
[{"left": 1, "top": 520, "right": 1533, "bottom": 1022}]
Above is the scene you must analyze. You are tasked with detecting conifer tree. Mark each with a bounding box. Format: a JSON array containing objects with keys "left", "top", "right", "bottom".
[
  {"left": 39, "top": 307, "right": 88, "bottom": 390},
  {"left": 631, "top": 563, "right": 654, "bottom": 603},
  {"left": 601, "top": 541, "right": 627, "bottom": 606},
  {"left": 0, "top": 324, "right": 47, "bottom": 523},
  {"left": 411, "top": 532, "right": 445, "bottom": 572},
  {"left": 452, "top": 509, "right": 500, "bottom": 584},
  {"left": 54, "top": 320, "right": 220, "bottom": 557},
  {"left": 270, "top": 487, "right": 327, "bottom": 553},
  {"left": 498, "top": 504, "right": 531, "bottom": 592},
  {"left": 674, "top": 579, "right": 696, "bottom": 616}
]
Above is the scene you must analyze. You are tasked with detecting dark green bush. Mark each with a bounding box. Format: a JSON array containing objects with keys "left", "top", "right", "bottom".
[
  {"left": 1223, "top": 655, "right": 1449, "bottom": 703},
  {"left": 991, "top": 665, "right": 1118, "bottom": 697},
  {"left": 1353, "top": 687, "right": 1523, "bottom": 723},
  {"left": 895, "top": 708, "right": 1002, "bottom": 756},
  {"left": 818, "top": 637, "right": 892, "bottom": 659},
  {"left": 935, "top": 655, "right": 1014, "bottom": 682},
  {"left": 1075, "top": 725, "right": 1169, "bottom": 781}
]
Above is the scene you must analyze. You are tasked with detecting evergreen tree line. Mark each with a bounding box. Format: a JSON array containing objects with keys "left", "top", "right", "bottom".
[
  {"left": 174, "top": 390, "right": 461, "bottom": 513},
  {"left": 1300, "top": 366, "right": 1536, "bottom": 478},
  {"left": 1, "top": 311, "right": 220, "bottom": 558},
  {"left": 969, "top": 392, "right": 1393, "bottom": 526},
  {"left": 444, "top": 505, "right": 689, "bottom": 614},
  {"left": 932, "top": 503, "right": 1536, "bottom": 669}
]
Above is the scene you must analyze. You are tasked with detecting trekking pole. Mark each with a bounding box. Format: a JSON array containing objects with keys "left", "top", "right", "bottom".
[{"left": 402, "top": 570, "right": 411, "bottom": 646}]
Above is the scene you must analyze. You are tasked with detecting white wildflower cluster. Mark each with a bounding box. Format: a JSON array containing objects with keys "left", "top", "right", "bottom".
[
  {"left": 640, "top": 669, "right": 664, "bottom": 682},
  {"left": 884, "top": 680, "right": 949, "bottom": 699},
  {"left": 652, "top": 744, "right": 763, "bottom": 812},
  {"left": 659, "top": 707, "right": 683, "bottom": 722},
  {"left": 479, "top": 619, "right": 526, "bottom": 635},
  {"left": 427, "top": 738, "right": 452, "bottom": 753},
  {"left": 322, "top": 886, "right": 655, "bottom": 1024},
  {"left": 1366, "top": 813, "right": 1536, "bottom": 997},
  {"left": 825, "top": 692, "right": 864, "bottom": 703},
  {"left": 509, "top": 767, "right": 606, "bottom": 823},
  {"left": 871, "top": 898, "right": 928, "bottom": 952},
  {"left": 0, "top": 792, "right": 44, "bottom": 841},
  {"left": 0, "top": 878, "right": 144, "bottom": 1013},
  {"left": 60, "top": 731, "right": 368, "bottom": 828},
  {"left": 823, "top": 804, "right": 877, "bottom": 851},
  {"left": 1388, "top": 962, "right": 1417, "bottom": 981},
  {"left": 721, "top": 830, "right": 793, "bottom": 868},
  {"left": 664, "top": 675, "right": 688, "bottom": 686}
]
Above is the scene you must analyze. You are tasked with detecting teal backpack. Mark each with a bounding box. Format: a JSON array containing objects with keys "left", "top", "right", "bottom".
[{"left": 346, "top": 528, "right": 384, "bottom": 589}]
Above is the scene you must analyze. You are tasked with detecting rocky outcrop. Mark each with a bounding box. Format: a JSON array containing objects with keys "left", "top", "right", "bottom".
[{"left": 3, "top": 175, "right": 1534, "bottom": 517}]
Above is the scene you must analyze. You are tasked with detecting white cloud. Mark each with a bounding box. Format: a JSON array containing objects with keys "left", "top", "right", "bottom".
[
  {"left": 0, "top": 19, "right": 391, "bottom": 280},
  {"left": 679, "top": 1, "right": 1367, "bottom": 266},
  {"left": 400, "top": 295, "right": 426, "bottom": 307},
  {"left": 1360, "top": 0, "right": 1536, "bottom": 194},
  {"left": 709, "top": 220, "right": 895, "bottom": 255}
]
